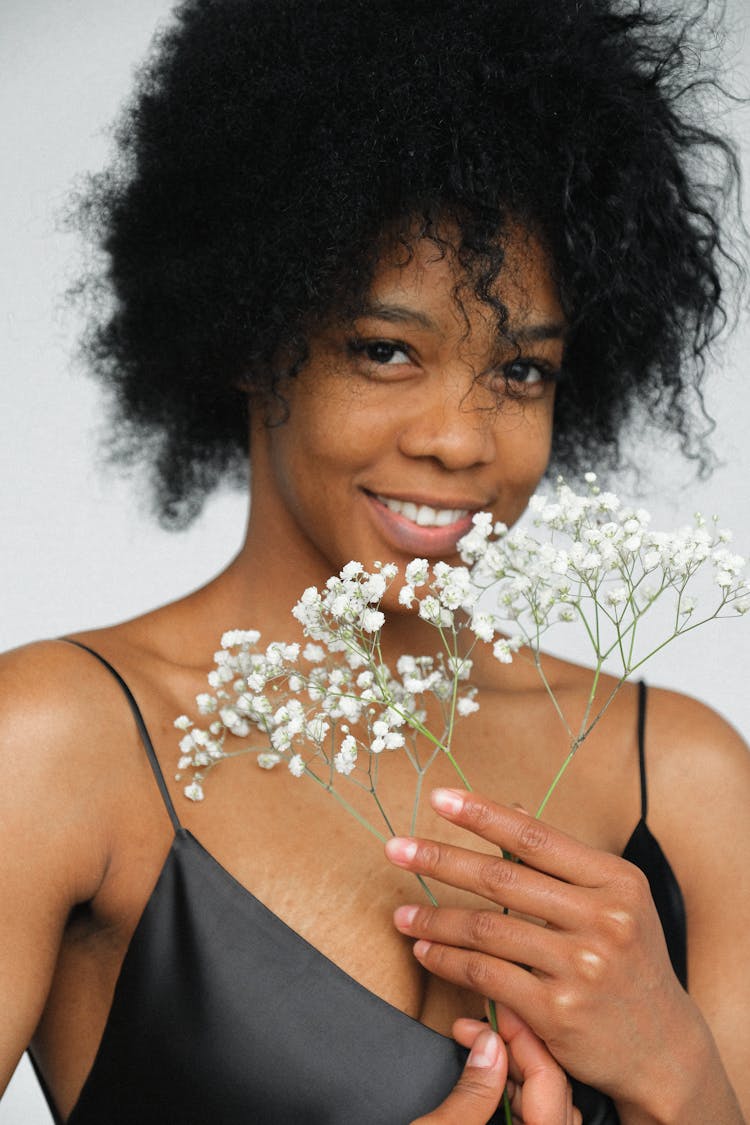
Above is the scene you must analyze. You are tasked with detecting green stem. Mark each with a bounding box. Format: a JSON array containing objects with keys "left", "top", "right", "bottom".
[
  {"left": 443, "top": 748, "right": 472, "bottom": 790},
  {"left": 535, "top": 737, "right": 581, "bottom": 818},
  {"left": 533, "top": 650, "right": 574, "bottom": 739},
  {"left": 303, "top": 768, "right": 388, "bottom": 843}
]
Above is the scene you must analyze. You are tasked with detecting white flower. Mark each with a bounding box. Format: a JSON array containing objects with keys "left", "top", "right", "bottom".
[
  {"left": 361, "top": 608, "right": 385, "bottom": 633},
  {"left": 184, "top": 782, "right": 205, "bottom": 802},
  {"left": 399, "top": 584, "right": 416, "bottom": 607},
  {"left": 257, "top": 752, "right": 282, "bottom": 769},
  {"left": 221, "top": 629, "right": 261, "bottom": 648},
  {"left": 196, "top": 693, "right": 217, "bottom": 713},
  {"left": 493, "top": 640, "right": 514, "bottom": 664},
  {"left": 306, "top": 717, "right": 330, "bottom": 743},
  {"left": 456, "top": 696, "right": 480, "bottom": 716},
  {"left": 470, "top": 611, "right": 496, "bottom": 643},
  {"left": 584, "top": 471, "right": 597, "bottom": 484},
  {"left": 334, "top": 751, "right": 357, "bottom": 775},
  {"left": 596, "top": 491, "right": 620, "bottom": 513},
  {"left": 174, "top": 714, "right": 192, "bottom": 731},
  {"left": 341, "top": 561, "right": 364, "bottom": 580},
  {"left": 418, "top": 596, "right": 453, "bottom": 628},
  {"left": 288, "top": 754, "right": 305, "bottom": 777},
  {"left": 457, "top": 511, "right": 493, "bottom": 561},
  {"left": 492, "top": 635, "right": 522, "bottom": 664},
  {"left": 302, "top": 643, "right": 325, "bottom": 663},
  {"left": 405, "top": 558, "right": 430, "bottom": 586},
  {"left": 605, "top": 586, "right": 628, "bottom": 607},
  {"left": 362, "top": 572, "right": 387, "bottom": 600},
  {"left": 579, "top": 551, "right": 602, "bottom": 572},
  {"left": 271, "top": 726, "right": 291, "bottom": 750},
  {"left": 337, "top": 695, "right": 362, "bottom": 721},
  {"left": 219, "top": 707, "right": 250, "bottom": 737}
]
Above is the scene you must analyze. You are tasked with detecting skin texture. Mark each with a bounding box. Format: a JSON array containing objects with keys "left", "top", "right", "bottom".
[{"left": 1, "top": 230, "right": 748, "bottom": 1124}]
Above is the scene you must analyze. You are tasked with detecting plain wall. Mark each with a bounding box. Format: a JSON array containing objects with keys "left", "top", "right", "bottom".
[{"left": 1, "top": 1, "right": 748, "bottom": 1120}]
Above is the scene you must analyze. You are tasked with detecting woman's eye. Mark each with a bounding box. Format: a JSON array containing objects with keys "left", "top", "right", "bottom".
[
  {"left": 348, "top": 339, "right": 411, "bottom": 367},
  {"left": 496, "top": 359, "right": 559, "bottom": 393},
  {"left": 505, "top": 361, "right": 543, "bottom": 385}
]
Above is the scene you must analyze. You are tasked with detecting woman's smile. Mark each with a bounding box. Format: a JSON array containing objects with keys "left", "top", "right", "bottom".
[{"left": 363, "top": 491, "right": 480, "bottom": 557}]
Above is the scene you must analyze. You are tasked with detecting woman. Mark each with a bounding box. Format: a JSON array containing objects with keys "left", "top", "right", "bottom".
[{"left": 1, "top": 1, "right": 748, "bottom": 1122}]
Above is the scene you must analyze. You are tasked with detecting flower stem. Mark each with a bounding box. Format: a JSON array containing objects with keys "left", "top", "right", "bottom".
[{"left": 443, "top": 748, "right": 472, "bottom": 790}]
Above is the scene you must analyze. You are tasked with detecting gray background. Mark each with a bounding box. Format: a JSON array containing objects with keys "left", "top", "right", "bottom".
[{"left": 1, "top": 1, "right": 748, "bottom": 1120}]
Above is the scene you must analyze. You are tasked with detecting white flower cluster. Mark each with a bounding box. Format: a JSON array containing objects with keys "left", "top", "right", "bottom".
[
  {"left": 175, "top": 475, "right": 747, "bottom": 828},
  {"left": 456, "top": 476, "right": 749, "bottom": 668},
  {"left": 175, "top": 560, "right": 478, "bottom": 804}
]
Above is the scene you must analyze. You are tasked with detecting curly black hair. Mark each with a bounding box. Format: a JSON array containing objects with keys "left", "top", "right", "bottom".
[{"left": 77, "top": 0, "right": 744, "bottom": 526}]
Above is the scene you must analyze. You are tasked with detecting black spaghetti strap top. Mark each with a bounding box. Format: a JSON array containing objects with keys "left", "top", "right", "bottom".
[{"left": 28, "top": 647, "right": 686, "bottom": 1125}]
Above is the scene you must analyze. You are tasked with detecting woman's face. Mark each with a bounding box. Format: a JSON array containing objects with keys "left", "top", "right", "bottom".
[{"left": 250, "top": 227, "right": 565, "bottom": 591}]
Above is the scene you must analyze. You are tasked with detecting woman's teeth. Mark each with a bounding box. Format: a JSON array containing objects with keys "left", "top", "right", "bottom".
[{"left": 376, "top": 495, "right": 470, "bottom": 528}]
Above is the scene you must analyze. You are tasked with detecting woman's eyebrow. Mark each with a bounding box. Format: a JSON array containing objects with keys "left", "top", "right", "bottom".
[
  {"left": 357, "top": 302, "right": 439, "bottom": 331},
  {"left": 509, "top": 321, "right": 568, "bottom": 343},
  {"left": 356, "top": 303, "right": 567, "bottom": 343}
]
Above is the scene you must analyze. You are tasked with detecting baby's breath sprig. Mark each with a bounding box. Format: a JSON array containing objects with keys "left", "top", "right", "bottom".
[{"left": 175, "top": 474, "right": 748, "bottom": 833}]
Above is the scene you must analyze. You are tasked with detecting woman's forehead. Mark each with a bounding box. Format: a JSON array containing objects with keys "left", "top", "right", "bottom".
[{"left": 363, "top": 227, "right": 565, "bottom": 339}]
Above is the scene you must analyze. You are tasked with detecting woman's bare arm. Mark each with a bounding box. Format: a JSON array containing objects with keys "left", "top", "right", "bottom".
[{"left": 0, "top": 644, "right": 112, "bottom": 1095}]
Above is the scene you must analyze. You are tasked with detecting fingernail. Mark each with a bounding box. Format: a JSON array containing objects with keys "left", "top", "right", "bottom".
[
  {"left": 431, "top": 788, "right": 464, "bottom": 816},
  {"left": 393, "top": 904, "right": 419, "bottom": 929},
  {"left": 385, "top": 837, "right": 418, "bottom": 864},
  {"left": 413, "top": 939, "right": 432, "bottom": 958},
  {"left": 467, "top": 1029, "right": 501, "bottom": 1069}
]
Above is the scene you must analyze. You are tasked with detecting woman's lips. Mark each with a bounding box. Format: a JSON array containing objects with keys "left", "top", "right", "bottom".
[{"left": 364, "top": 491, "right": 478, "bottom": 557}]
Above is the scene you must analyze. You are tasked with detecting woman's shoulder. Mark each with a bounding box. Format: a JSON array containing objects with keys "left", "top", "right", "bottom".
[
  {"left": 0, "top": 637, "right": 127, "bottom": 907},
  {"left": 0, "top": 622, "right": 183, "bottom": 816},
  {"left": 636, "top": 682, "right": 750, "bottom": 849},
  {"left": 0, "top": 637, "right": 111, "bottom": 758}
]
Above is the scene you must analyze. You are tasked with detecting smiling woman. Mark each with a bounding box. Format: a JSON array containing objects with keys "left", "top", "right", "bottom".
[
  {"left": 251, "top": 229, "right": 562, "bottom": 584},
  {"left": 2, "top": 2, "right": 750, "bottom": 1125}
]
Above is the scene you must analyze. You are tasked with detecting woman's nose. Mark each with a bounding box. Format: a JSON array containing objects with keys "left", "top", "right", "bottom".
[{"left": 396, "top": 372, "right": 497, "bottom": 471}]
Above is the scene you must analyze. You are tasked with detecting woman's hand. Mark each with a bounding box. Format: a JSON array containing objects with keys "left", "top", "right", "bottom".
[
  {"left": 387, "top": 788, "right": 709, "bottom": 1113},
  {"left": 411, "top": 1009, "right": 580, "bottom": 1125}
]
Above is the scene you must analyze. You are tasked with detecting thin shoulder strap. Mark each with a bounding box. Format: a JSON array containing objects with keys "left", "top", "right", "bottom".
[
  {"left": 636, "top": 679, "right": 648, "bottom": 821},
  {"left": 61, "top": 638, "right": 182, "bottom": 833}
]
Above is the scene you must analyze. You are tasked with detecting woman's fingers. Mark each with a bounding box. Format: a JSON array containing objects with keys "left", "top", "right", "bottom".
[
  {"left": 409, "top": 1025, "right": 507, "bottom": 1125},
  {"left": 489, "top": 1005, "right": 582, "bottom": 1125},
  {"left": 411, "top": 939, "right": 547, "bottom": 1025},
  {"left": 385, "top": 834, "right": 581, "bottom": 929},
  {"left": 428, "top": 788, "right": 620, "bottom": 887},
  {"left": 393, "top": 902, "right": 563, "bottom": 977},
  {"left": 430, "top": 1011, "right": 581, "bottom": 1125}
]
